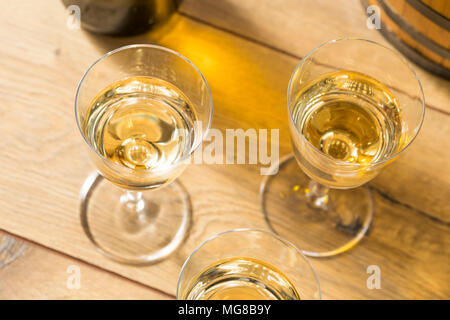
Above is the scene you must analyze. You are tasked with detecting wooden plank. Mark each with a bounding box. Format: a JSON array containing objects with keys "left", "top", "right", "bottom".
[
  {"left": 311, "top": 190, "right": 449, "bottom": 299},
  {"left": 0, "top": 0, "right": 448, "bottom": 299},
  {"left": 0, "top": 232, "right": 171, "bottom": 299},
  {"left": 179, "top": 0, "right": 450, "bottom": 114}
]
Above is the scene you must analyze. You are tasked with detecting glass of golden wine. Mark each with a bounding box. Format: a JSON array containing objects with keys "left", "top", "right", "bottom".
[
  {"left": 75, "top": 44, "right": 212, "bottom": 264},
  {"left": 177, "top": 229, "right": 321, "bottom": 300},
  {"left": 260, "top": 38, "right": 425, "bottom": 257}
]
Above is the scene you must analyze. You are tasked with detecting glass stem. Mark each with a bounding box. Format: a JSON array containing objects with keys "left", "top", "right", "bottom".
[
  {"left": 305, "top": 180, "right": 329, "bottom": 210},
  {"left": 120, "top": 190, "right": 146, "bottom": 217},
  {"left": 118, "top": 190, "right": 158, "bottom": 234}
]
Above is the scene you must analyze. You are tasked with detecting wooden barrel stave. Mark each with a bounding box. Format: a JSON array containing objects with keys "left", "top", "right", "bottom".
[{"left": 363, "top": 0, "right": 450, "bottom": 79}]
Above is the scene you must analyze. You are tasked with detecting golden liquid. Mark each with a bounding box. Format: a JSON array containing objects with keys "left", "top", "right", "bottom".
[
  {"left": 83, "top": 77, "right": 197, "bottom": 172},
  {"left": 183, "top": 257, "right": 300, "bottom": 300},
  {"left": 292, "top": 70, "right": 404, "bottom": 165}
]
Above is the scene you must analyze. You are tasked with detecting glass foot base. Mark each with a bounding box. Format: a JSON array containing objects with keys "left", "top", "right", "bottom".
[
  {"left": 260, "top": 154, "right": 373, "bottom": 257},
  {"left": 79, "top": 172, "right": 191, "bottom": 264}
]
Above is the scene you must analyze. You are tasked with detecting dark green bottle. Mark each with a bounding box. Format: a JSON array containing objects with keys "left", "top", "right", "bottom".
[{"left": 62, "top": 0, "right": 180, "bottom": 36}]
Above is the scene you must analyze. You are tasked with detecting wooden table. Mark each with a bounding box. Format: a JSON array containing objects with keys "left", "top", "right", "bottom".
[{"left": 0, "top": 0, "right": 448, "bottom": 299}]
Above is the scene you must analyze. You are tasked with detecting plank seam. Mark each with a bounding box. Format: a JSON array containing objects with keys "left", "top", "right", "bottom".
[
  {"left": 0, "top": 229, "right": 176, "bottom": 300},
  {"left": 370, "top": 186, "right": 450, "bottom": 226}
]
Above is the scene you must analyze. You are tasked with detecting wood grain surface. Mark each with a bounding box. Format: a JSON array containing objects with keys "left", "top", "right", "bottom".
[
  {"left": 179, "top": 0, "right": 450, "bottom": 114},
  {"left": 0, "top": 231, "right": 171, "bottom": 299},
  {"left": 0, "top": 0, "right": 448, "bottom": 299}
]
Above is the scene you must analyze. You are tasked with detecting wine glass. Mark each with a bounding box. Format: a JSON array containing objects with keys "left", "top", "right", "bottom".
[
  {"left": 75, "top": 44, "right": 212, "bottom": 264},
  {"left": 177, "top": 229, "right": 321, "bottom": 300},
  {"left": 260, "top": 39, "right": 425, "bottom": 257}
]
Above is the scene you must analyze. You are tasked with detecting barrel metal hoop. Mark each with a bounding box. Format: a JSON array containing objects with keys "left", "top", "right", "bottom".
[
  {"left": 405, "top": 0, "right": 450, "bottom": 31},
  {"left": 377, "top": 0, "right": 450, "bottom": 59}
]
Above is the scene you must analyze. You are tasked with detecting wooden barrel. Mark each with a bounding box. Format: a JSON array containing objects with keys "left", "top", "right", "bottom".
[{"left": 362, "top": 0, "right": 450, "bottom": 79}]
